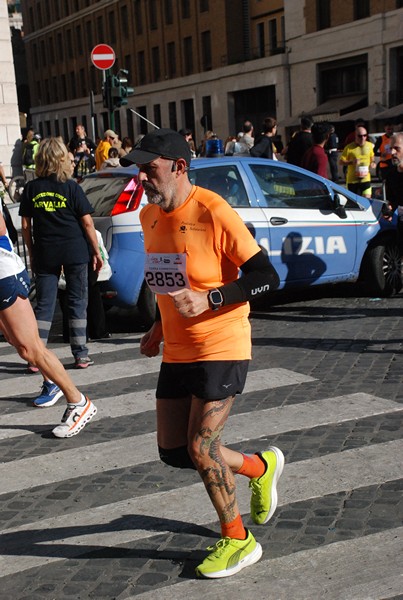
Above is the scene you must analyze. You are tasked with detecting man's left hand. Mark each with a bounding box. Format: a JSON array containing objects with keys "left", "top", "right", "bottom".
[
  {"left": 93, "top": 253, "right": 103, "bottom": 273},
  {"left": 168, "top": 289, "right": 209, "bottom": 318}
]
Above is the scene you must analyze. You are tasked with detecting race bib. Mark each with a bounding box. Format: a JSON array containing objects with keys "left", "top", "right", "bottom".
[
  {"left": 355, "top": 165, "right": 369, "bottom": 178},
  {"left": 144, "top": 253, "right": 190, "bottom": 294}
]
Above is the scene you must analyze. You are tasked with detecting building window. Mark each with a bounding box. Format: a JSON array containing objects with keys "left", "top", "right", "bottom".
[
  {"left": 280, "top": 16, "right": 285, "bottom": 49},
  {"left": 138, "top": 51, "right": 146, "bottom": 84},
  {"left": 52, "top": 77, "right": 58, "bottom": 103},
  {"left": 154, "top": 104, "right": 162, "bottom": 128},
  {"left": 86, "top": 21, "right": 93, "bottom": 53},
  {"left": 66, "top": 29, "right": 73, "bottom": 59},
  {"left": 70, "top": 71, "right": 77, "bottom": 99},
  {"left": 121, "top": 5, "right": 129, "bottom": 38},
  {"left": 183, "top": 36, "right": 193, "bottom": 75},
  {"left": 37, "top": 3, "right": 42, "bottom": 28},
  {"left": 199, "top": 0, "right": 209, "bottom": 12},
  {"left": 167, "top": 41, "right": 176, "bottom": 77},
  {"left": 40, "top": 40, "right": 47, "bottom": 66},
  {"left": 124, "top": 54, "right": 132, "bottom": 76},
  {"left": 149, "top": 0, "right": 158, "bottom": 30},
  {"left": 97, "top": 16, "right": 104, "bottom": 40},
  {"left": 269, "top": 19, "right": 277, "bottom": 54},
  {"left": 29, "top": 7, "right": 34, "bottom": 31},
  {"left": 389, "top": 46, "right": 403, "bottom": 105},
  {"left": 202, "top": 95, "right": 212, "bottom": 131},
  {"left": 137, "top": 106, "right": 148, "bottom": 135},
  {"left": 80, "top": 68, "right": 86, "bottom": 96},
  {"left": 257, "top": 22, "right": 265, "bottom": 58},
  {"left": 33, "top": 43, "right": 39, "bottom": 69},
  {"left": 61, "top": 74, "right": 67, "bottom": 99},
  {"left": 201, "top": 31, "right": 212, "bottom": 70},
  {"left": 317, "top": 0, "right": 330, "bottom": 30},
  {"left": 319, "top": 56, "right": 368, "bottom": 101},
  {"left": 354, "top": 0, "right": 370, "bottom": 20},
  {"left": 76, "top": 25, "right": 83, "bottom": 55},
  {"left": 152, "top": 46, "right": 161, "bottom": 81},
  {"left": 57, "top": 33, "right": 64, "bottom": 61},
  {"left": 169, "top": 101, "right": 177, "bottom": 130},
  {"left": 109, "top": 11, "right": 116, "bottom": 43},
  {"left": 134, "top": 0, "right": 143, "bottom": 35},
  {"left": 164, "top": 0, "right": 173, "bottom": 24},
  {"left": 182, "top": 0, "right": 190, "bottom": 18},
  {"left": 49, "top": 37, "right": 55, "bottom": 64}
]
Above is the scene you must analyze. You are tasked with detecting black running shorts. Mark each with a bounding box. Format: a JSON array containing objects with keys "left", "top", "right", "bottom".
[
  {"left": 0, "top": 270, "right": 30, "bottom": 311},
  {"left": 156, "top": 360, "right": 250, "bottom": 401}
]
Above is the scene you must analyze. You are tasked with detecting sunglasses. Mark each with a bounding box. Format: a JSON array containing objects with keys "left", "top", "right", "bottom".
[{"left": 357, "top": 134, "right": 367, "bottom": 138}]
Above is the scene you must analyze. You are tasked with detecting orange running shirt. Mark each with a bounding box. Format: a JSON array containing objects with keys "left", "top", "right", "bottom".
[{"left": 140, "top": 185, "right": 260, "bottom": 362}]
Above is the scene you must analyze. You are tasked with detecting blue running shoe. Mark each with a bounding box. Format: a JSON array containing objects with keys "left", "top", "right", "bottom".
[{"left": 33, "top": 381, "right": 64, "bottom": 408}]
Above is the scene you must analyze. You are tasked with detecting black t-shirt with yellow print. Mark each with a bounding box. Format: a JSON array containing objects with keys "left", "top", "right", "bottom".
[{"left": 19, "top": 175, "right": 94, "bottom": 267}]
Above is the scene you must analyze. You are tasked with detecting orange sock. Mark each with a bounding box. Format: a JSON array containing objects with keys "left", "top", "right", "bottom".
[
  {"left": 236, "top": 453, "right": 265, "bottom": 479},
  {"left": 221, "top": 514, "right": 247, "bottom": 540}
]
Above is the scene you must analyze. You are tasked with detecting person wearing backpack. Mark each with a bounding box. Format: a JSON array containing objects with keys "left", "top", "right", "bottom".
[{"left": 23, "top": 130, "right": 41, "bottom": 176}]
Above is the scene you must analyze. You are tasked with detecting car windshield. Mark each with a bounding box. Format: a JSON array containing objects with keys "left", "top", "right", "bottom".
[{"left": 80, "top": 175, "right": 134, "bottom": 216}]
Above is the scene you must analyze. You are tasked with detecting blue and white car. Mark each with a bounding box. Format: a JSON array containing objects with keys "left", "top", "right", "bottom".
[{"left": 80, "top": 157, "right": 401, "bottom": 326}]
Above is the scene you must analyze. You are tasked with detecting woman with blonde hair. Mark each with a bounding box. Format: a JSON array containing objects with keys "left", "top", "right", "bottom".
[{"left": 19, "top": 137, "right": 103, "bottom": 406}]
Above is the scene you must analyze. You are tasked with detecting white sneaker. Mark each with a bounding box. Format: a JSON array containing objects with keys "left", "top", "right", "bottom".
[{"left": 52, "top": 397, "right": 97, "bottom": 438}]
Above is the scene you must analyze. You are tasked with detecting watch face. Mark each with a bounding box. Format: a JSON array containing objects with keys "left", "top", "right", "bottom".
[{"left": 210, "top": 290, "right": 223, "bottom": 305}]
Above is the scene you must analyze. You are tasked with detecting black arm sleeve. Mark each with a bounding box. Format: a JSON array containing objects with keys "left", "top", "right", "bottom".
[{"left": 219, "top": 249, "right": 280, "bottom": 306}]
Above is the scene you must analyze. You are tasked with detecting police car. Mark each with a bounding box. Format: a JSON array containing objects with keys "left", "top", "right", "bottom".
[{"left": 80, "top": 157, "right": 401, "bottom": 326}]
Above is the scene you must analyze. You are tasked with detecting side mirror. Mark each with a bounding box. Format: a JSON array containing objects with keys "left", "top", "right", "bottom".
[{"left": 334, "top": 193, "right": 347, "bottom": 219}]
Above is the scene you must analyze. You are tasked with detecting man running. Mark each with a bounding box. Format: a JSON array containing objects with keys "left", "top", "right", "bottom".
[{"left": 121, "top": 129, "right": 284, "bottom": 579}]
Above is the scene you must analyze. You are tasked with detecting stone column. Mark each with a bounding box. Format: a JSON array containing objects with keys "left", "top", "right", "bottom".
[{"left": 0, "top": 0, "right": 21, "bottom": 178}]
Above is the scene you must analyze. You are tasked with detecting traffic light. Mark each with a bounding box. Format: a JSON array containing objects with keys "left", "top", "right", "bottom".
[
  {"left": 102, "top": 71, "right": 134, "bottom": 112},
  {"left": 111, "top": 70, "right": 134, "bottom": 109},
  {"left": 102, "top": 75, "right": 113, "bottom": 111}
]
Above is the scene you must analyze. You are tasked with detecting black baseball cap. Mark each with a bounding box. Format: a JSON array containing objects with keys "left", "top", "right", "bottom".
[{"left": 120, "top": 128, "right": 192, "bottom": 167}]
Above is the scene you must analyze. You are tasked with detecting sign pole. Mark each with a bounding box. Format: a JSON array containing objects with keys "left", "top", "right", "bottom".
[{"left": 91, "top": 44, "right": 116, "bottom": 133}]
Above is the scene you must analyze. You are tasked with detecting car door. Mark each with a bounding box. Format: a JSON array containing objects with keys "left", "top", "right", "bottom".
[
  {"left": 245, "top": 161, "right": 358, "bottom": 287},
  {"left": 188, "top": 160, "right": 268, "bottom": 243}
]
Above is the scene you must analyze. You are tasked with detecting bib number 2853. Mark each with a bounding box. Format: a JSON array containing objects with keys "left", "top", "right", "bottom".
[{"left": 145, "top": 270, "right": 186, "bottom": 290}]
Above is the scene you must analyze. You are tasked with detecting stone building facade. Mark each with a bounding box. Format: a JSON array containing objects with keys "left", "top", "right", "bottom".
[{"left": 19, "top": 0, "right": 403, "bottom": 147}]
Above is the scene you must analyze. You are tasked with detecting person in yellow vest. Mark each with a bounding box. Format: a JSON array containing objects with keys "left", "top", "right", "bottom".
[
  {"left": 374, "top": 122, "right": 394, "bottom": 181},
  {"left": 340, "top": 126, "right": 376, "bottom": 198},
  {"left": 95, "top": 129, "right": 118, "bottom": 170}
]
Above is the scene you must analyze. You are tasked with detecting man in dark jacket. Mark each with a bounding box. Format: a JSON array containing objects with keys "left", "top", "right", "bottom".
[
  {"left": 285, "top": 116, "right": 313, "bottom": 166},
  {"left": 250, "top": 117, "right": 277, "bottom": 159},
  {"left": 382, "top": 132, "right": 403, "bottom": 259}
]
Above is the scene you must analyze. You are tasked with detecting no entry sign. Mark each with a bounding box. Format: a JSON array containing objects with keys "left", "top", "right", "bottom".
[{"left": 91, "top": 44, "right": 116, "bottom": 70}]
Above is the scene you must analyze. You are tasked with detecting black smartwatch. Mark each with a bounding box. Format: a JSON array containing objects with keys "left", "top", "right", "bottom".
[{"left": 208, "top": 288, "right": 224, "bottom": 311}]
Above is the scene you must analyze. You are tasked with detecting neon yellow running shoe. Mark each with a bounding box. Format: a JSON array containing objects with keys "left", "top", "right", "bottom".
[
  {"left": 196, "top": 529, "right": 262, "bottom": 579},
  {"left": 249, "top": 446, "right": 285, "bottom": 525}
]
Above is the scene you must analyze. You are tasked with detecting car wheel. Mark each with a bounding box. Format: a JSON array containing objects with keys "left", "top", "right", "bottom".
[
  {"left": 363, "top": 238, "right": 402, "bottom": 296},
  {"left": 137, "top": 281, "right": 157, "bottom": 328}
]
